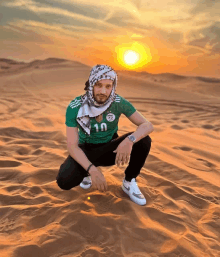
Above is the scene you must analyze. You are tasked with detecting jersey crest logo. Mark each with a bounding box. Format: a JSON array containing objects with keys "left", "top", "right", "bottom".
[{"left": 106, "top": 113, "right": 115, "bottom": 122}]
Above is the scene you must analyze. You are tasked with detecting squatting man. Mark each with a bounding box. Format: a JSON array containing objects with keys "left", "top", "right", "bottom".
[{"left": 56, "top": 64, "right": 154, "bottom": 206}]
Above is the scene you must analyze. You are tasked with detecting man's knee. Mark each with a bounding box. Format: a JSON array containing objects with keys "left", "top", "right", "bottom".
[
  {"left": 56, "top": 166, "right": 73, "bottom": 190},
  {"left": 56, "top": 164, "right": 83, "bottom": 190},
  {"left": 56, "top": 178, "right": 72, "bottom": 190},
  {"left": 139, "top": 135, "right": 152, "bottom": 147}
]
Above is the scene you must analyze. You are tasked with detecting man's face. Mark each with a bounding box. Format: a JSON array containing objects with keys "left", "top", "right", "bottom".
[{"left": 93, "top": 79, "right": 113, "bottom": 104}]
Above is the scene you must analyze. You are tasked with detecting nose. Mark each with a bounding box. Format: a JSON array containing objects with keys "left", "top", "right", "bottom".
[{"left": 101, "top": 88, "right": 107, "bottom": 94}]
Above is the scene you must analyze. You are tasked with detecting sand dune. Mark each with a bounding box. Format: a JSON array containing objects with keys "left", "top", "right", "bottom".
[{"left": 0, "top": 58, "right": 220, "bottom": 257}]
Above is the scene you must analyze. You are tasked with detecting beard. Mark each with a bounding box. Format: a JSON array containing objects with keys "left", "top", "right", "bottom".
[{"left": 94, "top": 94, "right": 107, "bottom": 103}]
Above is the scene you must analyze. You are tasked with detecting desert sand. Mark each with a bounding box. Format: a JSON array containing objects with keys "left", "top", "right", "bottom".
[{"left": 0, "top": 58, "right": 220, "bottom": 257}]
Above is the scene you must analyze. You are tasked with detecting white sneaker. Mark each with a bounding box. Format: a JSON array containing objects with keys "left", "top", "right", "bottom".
[
  {"left": 122, "top": 178, "right": 146, "bottom": 205},
  {"left": 80, "top": 175, "right": 92, "bottom": 189}
]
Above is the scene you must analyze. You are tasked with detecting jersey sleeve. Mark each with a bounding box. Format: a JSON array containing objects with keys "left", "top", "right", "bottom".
[
  {"left": 120, "top": 97, "right": 137, "bottom": 117},
  {"left": 65, "top": 100, "right": 78, "bottom": 127}
]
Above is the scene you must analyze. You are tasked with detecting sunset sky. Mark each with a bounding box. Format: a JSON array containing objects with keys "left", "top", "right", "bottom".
[{"left": 0, "top": 0, "right": 220, "bottom": 78}]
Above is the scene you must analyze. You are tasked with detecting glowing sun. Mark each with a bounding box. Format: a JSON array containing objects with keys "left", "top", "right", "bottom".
[
  {"left": 116, "top": 42, "right": 152, "bottom": 70},
  {"left": 123, "top": 50, "right": 140, "bottom": 65}
]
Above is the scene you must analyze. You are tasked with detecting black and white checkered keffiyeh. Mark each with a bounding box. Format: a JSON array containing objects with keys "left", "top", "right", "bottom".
[{"left": 77, "top": 64, "right": 118, "bottom": 136}]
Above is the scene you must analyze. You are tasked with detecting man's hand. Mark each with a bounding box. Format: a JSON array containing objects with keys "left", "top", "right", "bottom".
[
  {"left": 113, "top": 138, "right": 133, "bottom": 166},
  {"left": 89, "top": 166, "right": 108, "bottom": 192}
]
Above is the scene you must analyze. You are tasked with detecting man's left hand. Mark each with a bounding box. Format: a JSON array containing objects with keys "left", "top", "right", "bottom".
[{"left": 113, "top": 138, "right": 133, "bottom": 166}]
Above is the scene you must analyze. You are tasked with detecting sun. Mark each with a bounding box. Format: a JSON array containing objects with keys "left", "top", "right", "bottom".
[
  {"left": 123, "top": 50, "right": 140, "bottom": 65},
  {"left": 115, "top": 41, "right": 152, "bottom": 70}
]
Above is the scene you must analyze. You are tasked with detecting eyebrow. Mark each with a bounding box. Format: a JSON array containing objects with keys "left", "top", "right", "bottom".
[{"left": 96, "top": 82, "right": 112, "bottom": 86}]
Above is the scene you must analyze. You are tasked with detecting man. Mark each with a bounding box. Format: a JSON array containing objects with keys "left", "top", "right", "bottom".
[{"left": 56, "top": 64, "right": 154, "bottom": 206}]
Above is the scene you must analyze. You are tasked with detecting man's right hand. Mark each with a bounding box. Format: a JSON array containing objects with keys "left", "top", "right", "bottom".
[{"left": 89, "top": 165, "right": 108, "bottom": 192}]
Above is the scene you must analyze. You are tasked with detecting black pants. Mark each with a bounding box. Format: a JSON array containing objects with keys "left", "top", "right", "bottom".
[{"left": 56, "top": 131, "right": 152, "bottom": 190}]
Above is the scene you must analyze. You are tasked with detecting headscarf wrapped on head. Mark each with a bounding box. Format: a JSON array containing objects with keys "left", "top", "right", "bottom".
[{"left": 77, "top": 64, "right": 118, "bottom": 136}]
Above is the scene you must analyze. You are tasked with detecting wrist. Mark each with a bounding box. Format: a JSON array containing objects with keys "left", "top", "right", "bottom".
[
  {"left": 88, "top": 164, "right": 96, "bottom": 174},
  {"left": 87, "top": 163, "right": 93, "bottom": 173},
  {"left": 126, "top": 136, "right": 134, "bottom": 145}
]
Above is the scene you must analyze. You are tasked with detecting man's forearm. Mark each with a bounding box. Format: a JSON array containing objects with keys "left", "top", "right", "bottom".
[
  {"left": 68, "top": 146, "right": 93, "bottom": 172},
  {"left": 126, "top": 123, "right": 154, "bottom": 144}
]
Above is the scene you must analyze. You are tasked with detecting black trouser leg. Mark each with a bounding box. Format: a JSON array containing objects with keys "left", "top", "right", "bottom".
[{"left": 56, "top": 132, "right": 152, "bottom": 190}]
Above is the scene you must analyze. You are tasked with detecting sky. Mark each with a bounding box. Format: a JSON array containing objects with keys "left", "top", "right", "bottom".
[{"left": 0, "top": 0, "right": 220, "bottom": 78}]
